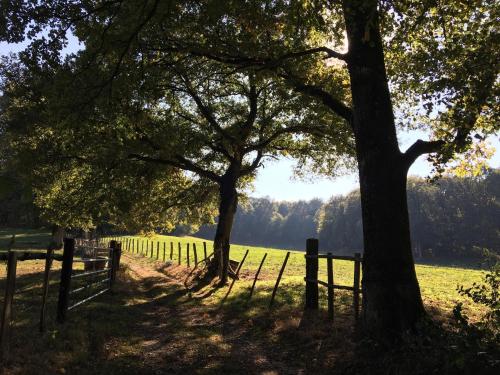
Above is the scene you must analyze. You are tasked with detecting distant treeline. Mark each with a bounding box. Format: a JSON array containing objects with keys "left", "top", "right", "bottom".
[
  {"left": 190, "top": 170, "right": 499, "bottom": 263},
  {"left": 1, "top": 169, "right": 498, "bottom": 264}
]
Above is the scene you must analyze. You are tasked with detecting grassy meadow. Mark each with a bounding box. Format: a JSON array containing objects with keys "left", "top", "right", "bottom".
[
  {"left": 0, "top": 229, "right": 487, "bottom": 319},
  {"left": 112, "top": 233, "right": 487, "bottom": 319},
  {"left": 0, "top": 229, "right": 493, "bottom": 374}
]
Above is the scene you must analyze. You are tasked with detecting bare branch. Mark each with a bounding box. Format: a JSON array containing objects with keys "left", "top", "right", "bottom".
[
  {"left": 240, "top": 149, "right": 264, "bottom": 176},
  {"left": 244, "top": 124, "right": 330, "bottom": 153},
  {"left": 276, "top": 47, "right": 348, "bottom": 63},
  {"left": 178, "top": 70, "right": 236, "bottom": 143}
]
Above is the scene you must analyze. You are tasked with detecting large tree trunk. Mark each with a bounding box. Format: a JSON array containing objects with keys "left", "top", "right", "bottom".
[
  {"left": 343, "top": 0, "right": 425, "bottom": 338},
  {"left": 208, "top": 171, "right": 238, "bottom": 285}
]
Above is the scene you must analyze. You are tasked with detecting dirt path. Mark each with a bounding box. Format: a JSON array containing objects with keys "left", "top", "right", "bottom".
[{"left": 106, "top": 254, "right": 353, "bottom": 375}]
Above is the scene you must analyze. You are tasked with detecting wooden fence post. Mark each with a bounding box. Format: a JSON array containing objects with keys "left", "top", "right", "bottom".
[
  {"left": 327, "top": 253, "right": 334, "bottom": 321},
  {"left": 0, "top": 250, "right": 17, "bottom": 359},
  {"left": 186, "top": 243, "right": 190, "bottom": 267},
  {"left": 57, "top": 238, "right": 75, "bottom": 323},
  {"left": 353, "top": 252, "right": 361, "bottom": 320},
  {"left": 156, "top": 241, "right": 159, "bottom": 260},
  {"left": 249, "top": 253, "right": 267, "bottom": 299},
  {"left": 203, "top": 242, "right": 207, "bottom": 261},
  {"left": 163, "top": 242, "right": 166, "bottom": 262},
  {"left": 223, "top": 249, "right": 250, "bottom": 301},
  {"left": 269, "top": 252, "right": 290, "bottom": 308},
  {"left": 141, "top": 240, "right": 144, "bottom": 255},
  {"left": 178, "top": 242, "right": 181, "bottom": 265},
  {"left": 116, "top": 242, "right": 122, "bottom": 270},
  {"left": 109, "top": 241, "right": 115, "bottom": 285},
  {"left": 109, "top": 241, "right": 121, "bottom": 289},
  {"left": 193, "top": 243, "right": 198, "bottom": 267},
  {"left": 39, "top": 245, "right": 54, "bottom": 332},
  {"left": 151, "top": 241, "right": 154, "bottom": 258},
  {"left": 170, "top": 242, "right": 173, "bottom": 260},
  {"left": 305, "top": 238, "right": 319, "bottom": 310}
]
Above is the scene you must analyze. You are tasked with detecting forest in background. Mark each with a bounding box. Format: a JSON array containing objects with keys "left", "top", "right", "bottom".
[
  {"left": 1, "top": 169, "right": 498, "bottom": 265},
  {"left": 190, "top": 170, "right": 499, "bottom": 265}
]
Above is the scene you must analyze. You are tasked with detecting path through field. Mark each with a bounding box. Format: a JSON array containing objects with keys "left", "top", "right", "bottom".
[{"left": 106, "top": 253, "right": 354, "bottom": 375}]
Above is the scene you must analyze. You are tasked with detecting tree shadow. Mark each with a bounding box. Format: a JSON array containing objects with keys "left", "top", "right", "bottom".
[{"left": 2, "top": 258, "right": 480, "bottom": 375}]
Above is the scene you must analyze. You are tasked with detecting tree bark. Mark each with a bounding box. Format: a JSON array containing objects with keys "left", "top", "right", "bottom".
[
  {"left": 51, "top": 225, "right": 64, "bottom": 250},
  {"left": 208, "top": 168, "right": 239, "bottom": 285},
  {"left": 343, "top": 0, "right": 426, "bottom": 338}
]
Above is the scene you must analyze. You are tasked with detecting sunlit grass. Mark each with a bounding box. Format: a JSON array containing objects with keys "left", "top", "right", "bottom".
[
  {"left": 0, "top": 229, "right": 491, "bottom": 374},
  {"left": 115, "top": 233, "right": 486, "bottom": 318}
]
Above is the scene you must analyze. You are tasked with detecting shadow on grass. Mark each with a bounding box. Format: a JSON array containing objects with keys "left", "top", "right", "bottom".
[
  {"left": 2, "top": 257, "right": 490, "bottom": 375},
  {"left": 0, "top": 259, "right": 366, "bottom": 375}
]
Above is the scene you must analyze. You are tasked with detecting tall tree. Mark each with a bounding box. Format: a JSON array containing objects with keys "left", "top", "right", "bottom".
[
  {"left": 173, "top": 0, "right": 498, "bottom": 336},
  {"left": 70, "top": 53, "right": 350, "bottom": 284},
  {"left": 2, "top": 0, "right": 498, "bottom": 337},
  {"left": 0, "top": 54, "right": 217, "bottom": 234},
  {"left": 1, "top": 30, "right": 352, "bottom": 284}
]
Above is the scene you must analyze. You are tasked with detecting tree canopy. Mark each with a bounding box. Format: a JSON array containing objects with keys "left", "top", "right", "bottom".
[{"left": 1, "top": 0, "right": 498, "bottom": 337}]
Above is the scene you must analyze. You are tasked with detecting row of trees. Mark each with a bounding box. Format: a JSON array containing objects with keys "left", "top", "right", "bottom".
[
  {"left": 4, "top": 169, "right": 497, "bottom": 265},
  {"left": 1, "top": 0, "right": 498, "bottom": 338},
  {"left": 189, "top": 170, "right": 499, "bottom": 264}
]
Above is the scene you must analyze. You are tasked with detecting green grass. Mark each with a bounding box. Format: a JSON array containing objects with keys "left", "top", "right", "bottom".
[
  {"left": 0, "top": 229, "right": 493, "bottom": 374},
  {"left": 0, "top": 228, "right": 486, "bottom": 317},
  {"left": 0, "top": 228, "right": 52, "bottom": 250},
  {"left": 112, "top": 233, "right": 486, "bottom": 319}
]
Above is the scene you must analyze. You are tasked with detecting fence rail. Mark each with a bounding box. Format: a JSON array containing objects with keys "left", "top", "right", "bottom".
[
  {"left": 56, "top": 238, "right": 121, "bottom": 323},
  {"left": 305, "top": 238, "right": 362, "bottom": 321}
]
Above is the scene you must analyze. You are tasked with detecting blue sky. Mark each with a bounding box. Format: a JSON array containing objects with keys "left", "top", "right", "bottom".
[{"left": 2, "top": 41, "right": 498, "bottom": 201}]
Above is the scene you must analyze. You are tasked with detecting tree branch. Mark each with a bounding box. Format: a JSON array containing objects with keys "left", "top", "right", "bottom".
[
  {"left": 276, "top": 47, "right": 348, "bottom": 63},
  {"left": 402, "top": 139, "right": 445, "bottom": 168},
  {"left": 281, "top": 71, "right": 353, "bottom": 125},
  {"left": 147, "top": 44, "right": 348, "bottom": 68},
  {"left": 178, "top": 71, "right": 236, "bottom": 143},
  {"left": 128, "top": 153, "right": 221, "bottom": 183},
  {"left": 244, "top": 124, "right": 330, "bottom": 153},
  {"left": 240, "top": 149, "right": 264, "bottom": 176}
]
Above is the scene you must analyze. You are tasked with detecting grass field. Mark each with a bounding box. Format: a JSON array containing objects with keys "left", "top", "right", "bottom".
[
  {"left": 0, "top": 229, "right": 493, "bottom": 374},
  {"left": 1, "top": 229, "right": 487, "bottom": 318},
  {"left": 112, "top": 233, "right": 487, "bottom": 318}
]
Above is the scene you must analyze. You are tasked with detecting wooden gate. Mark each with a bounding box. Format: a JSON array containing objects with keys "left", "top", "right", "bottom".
[
  {"left": 304, "top": 238, "right": 362, "bottom": 321},
  {"left": 56, "top": 238, "right": 121, "bottom": 323}
]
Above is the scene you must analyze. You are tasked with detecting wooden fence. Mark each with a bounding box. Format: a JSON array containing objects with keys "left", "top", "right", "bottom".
[
  {"left": 117, "top": 237, "right": 212, "bottom": 269},
  {"left": 0, "top": 237, "right": 122, "bottom": 359},
  {"left": 0, "top": 236, "right": 62, "bottom": 359},
  {"left": 116, "top": 236, "right": 293, "bottom": 308},
  {"left": 56, "top": 238, "right": 121, "bottom": 323},
  {"left": 304, "top": 238, "right": 362, "bottom": 321},
  {"left": 104, "top": 236, "right": 362, "bottom": 318}
]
